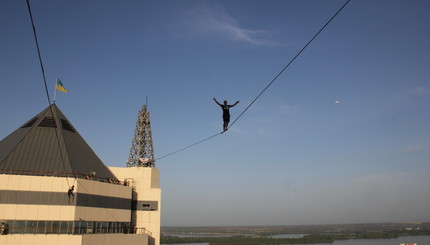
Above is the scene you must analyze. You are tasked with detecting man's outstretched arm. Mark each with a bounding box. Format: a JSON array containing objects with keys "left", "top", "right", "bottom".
[
  {"left": 231, "top": 101, "right": 239, "bottom": 107},
  {"left": 213, "top": 98, "right": 222, "bottom": 106}
]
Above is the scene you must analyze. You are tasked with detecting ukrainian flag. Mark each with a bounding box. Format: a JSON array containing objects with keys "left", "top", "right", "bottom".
[{"left": 55, "top": 78, "right": 68, "bottom": 93}]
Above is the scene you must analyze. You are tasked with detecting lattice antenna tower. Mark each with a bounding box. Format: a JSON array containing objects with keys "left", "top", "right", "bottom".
[{"left": 127, "top": 104, "right": 155, "bottom": 167}]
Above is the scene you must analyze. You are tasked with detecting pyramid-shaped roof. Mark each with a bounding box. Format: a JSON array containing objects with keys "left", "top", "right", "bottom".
[{"left": 0, "top": 104, "right": 118, "bottom": 181}]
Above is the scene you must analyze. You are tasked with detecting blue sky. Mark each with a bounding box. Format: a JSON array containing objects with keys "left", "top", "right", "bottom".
[{"left": 1, "top": 0, "right": 430, "bottom": 226}]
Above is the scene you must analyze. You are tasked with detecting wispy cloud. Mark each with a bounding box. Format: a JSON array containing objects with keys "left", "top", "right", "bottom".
[
  {"left": 188, "top": 3, "right": 283, "bottom": 46},
  {"left": 207, "top": 18, "right": 276, "bottom": 46}
]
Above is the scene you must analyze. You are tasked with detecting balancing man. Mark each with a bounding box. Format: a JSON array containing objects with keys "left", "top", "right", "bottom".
[{"left": 213, "top": 98, "right": 239, "bottom": 132}]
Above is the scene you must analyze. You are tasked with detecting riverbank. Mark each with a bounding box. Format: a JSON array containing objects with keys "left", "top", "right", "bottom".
[{"left": 161, "top": 223, "right": 430, "bottom": 245}]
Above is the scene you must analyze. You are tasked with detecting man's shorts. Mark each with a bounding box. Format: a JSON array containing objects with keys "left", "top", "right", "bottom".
[{"left": 223, "top": 115, "right": 230, "bottom": 123}]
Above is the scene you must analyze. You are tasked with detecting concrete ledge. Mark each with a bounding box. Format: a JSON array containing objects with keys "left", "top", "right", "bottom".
[{"left": 0, "top": 233, "right": 148, "bottom": 245}]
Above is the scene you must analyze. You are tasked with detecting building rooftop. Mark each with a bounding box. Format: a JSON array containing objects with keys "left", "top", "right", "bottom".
[{"left": 0, "top": 104, "right": 117, "bottom": 181}]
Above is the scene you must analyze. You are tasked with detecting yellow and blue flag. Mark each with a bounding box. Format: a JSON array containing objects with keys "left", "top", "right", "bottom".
[{"left": 55, "top": 78, "right": 68, "bottom": 93}]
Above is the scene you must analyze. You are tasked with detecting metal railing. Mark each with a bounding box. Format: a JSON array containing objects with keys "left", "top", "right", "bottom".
[
  {"left": 1, "top": 224, "right": 149, "bottom": 236},
  {"left": 0, "top": 169, "right": 129, "bottom": 186}
]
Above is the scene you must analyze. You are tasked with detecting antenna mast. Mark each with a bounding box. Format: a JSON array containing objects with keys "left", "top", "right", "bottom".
[{"left": 127, "top": 104, "right": 155, "bottom": 167}]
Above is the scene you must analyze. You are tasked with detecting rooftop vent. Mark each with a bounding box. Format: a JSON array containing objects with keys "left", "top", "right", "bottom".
[
  {"left": 61, "top": 119, "right": 76, "bottom": 132},
  {"left": 38, "top": 117, "right": 57, "bottom": 128}
]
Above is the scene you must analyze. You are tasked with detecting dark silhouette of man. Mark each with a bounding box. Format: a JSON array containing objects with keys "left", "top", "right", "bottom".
[{"left": 213, "top": 98, "right": 239, "bottom": 132}]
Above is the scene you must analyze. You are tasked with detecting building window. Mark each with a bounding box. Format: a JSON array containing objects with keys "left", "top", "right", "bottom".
[
  {"left": 0, "top": 220, "right": 132, "bottom": 235},
  {"left": 59, "top": 221, "right": 69, "bottom": 234},
  {"left": 52, "top": 221, "right": 60, "bottom": 234},
  {"left": 14, "top": 221, "right": 25, "bottom": 234},
  {"left": 45, "top": 221, "right": 53, "bottom": 234},
  {"left": 36, "top": 221, "right": 45, "bottom": 234}
]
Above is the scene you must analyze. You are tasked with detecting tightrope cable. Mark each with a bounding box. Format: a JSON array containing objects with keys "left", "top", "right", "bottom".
[
  {"left": 156, "top": 0, "right": 351, "bottom": 162},
  {"left": 26, "top": 0, "right": 71, "bottom": 187},
  {"left": 228, "top": 0, "right": 351, "bottom": 129},
  {"left": 26, "top": 0, "right": 51, "bottom": 106},
  {"left": 155, "top": 132, "right": 221, "bottom": 161}
]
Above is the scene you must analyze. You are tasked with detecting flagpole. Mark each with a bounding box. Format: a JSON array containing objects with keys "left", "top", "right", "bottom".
[{"left": 53, "top": 78, "right": 57, "bottom": 104}]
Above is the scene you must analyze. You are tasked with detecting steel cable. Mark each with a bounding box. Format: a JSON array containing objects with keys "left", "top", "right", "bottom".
[{"left": 156, "top": 0, "right": 351, "bottom": 162}]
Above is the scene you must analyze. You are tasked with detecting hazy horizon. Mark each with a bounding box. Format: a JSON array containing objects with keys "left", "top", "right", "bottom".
[{"left": 159, "top": 221, "right": 430, "bottom": 228}]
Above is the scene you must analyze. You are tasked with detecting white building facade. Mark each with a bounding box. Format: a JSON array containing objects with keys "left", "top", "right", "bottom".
[{"left": 0, "top": 105, "right": 161, "bottom": 245}]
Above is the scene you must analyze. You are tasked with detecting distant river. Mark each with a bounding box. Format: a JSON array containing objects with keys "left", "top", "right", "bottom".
[
  {"left": 271, "top": 234, "right": 307, "bottom": 239},
  {"left": 162, "top": 235, "right": 430, "bottom": 245}
]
